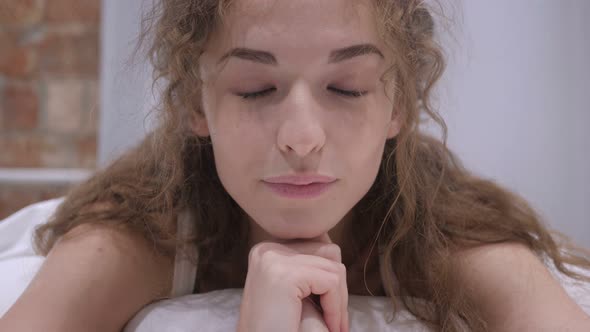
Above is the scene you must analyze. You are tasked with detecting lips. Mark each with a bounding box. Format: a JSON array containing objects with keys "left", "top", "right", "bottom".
[
  {"left": 262, "top": 181, "right": 335, "bottom": 199},
  {"left": 263, "top": 174, "right": 337, "bottom": 185},
  {"left": 262, "top": 174, "right": 337, "bottom": 199}
]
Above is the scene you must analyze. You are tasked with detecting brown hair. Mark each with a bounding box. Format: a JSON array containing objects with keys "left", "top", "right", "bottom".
[{"left": 34, "top": 0, "right": 590, "bottom": 331}]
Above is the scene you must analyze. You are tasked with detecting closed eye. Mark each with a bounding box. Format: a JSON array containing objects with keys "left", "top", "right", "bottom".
[
  {"left": 327, "top": 87, "right": 367, "bottom": 98},
  {"left": 236, "top": 87, "right": 276, "bottom": 99},
  {"left": 236, "top": 86, "right": 367, "bottom": 100}
]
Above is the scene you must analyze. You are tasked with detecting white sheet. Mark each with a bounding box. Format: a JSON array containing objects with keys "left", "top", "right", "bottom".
[
  {"left": 124, "top": 288, "right": 430, "bottom": 332},
  {"left": 124, "top": 268, "right": 590, "bottom": 332},
  {"left": 0, "top": 198, "right": 64, "bottom": 317},
  {"left": 1, "top": 199, "right": 589, "bottom": 331}
]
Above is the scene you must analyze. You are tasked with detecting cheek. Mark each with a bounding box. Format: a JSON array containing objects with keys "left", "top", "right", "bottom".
[
  {"left": 346, "top": 133, "right": 386, "bottom": 177},
  {"left": 342, "top": 129, "right": 387, "bottom": 202},
  {"left": 210, "top": 105, "right": 271, "bottom": 173},
  {"left": 330, "top": 96, "right": 392, "bottom": 144},
  {"left": 329, "top": 101, "right": 390, "bottom": 173}
]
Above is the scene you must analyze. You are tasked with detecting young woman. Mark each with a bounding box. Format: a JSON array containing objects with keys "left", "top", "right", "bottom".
[{"left": 1, "top": 0, "right": 589, "bottom": 331}]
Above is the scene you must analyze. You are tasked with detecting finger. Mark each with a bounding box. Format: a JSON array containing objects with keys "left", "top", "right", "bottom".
[
  {"left": 314, "top": 232, "right": 333, "bottom": 244},
  {"left": 288, "top": 253, "right": 347, "bottom": 331},
  {"left": 308, "top": 233, "right": 348, "bottom": 332},
  {"left": 317, "top": 278, "right": 342, "bottom": 332},
  {"left": 338, "top": 263, "right": 349, "bottom": 332},
  {"left": 285, "top": 239, "right": 346, "bottom": 332},
  {"left": 288, "top": 254, "right": 343, "bottom": 275},
  {"left": 343, "top": 304, "right": 350, "bottom": 332},
  {"left": 283, "top": 241, "right": 342, "bottom": 263},
  {"left": 299, "top": 298, "right": 328, "bottom": 332},
  {"left": 249, "top": 241, "right": 340, "bottom": 266},
  {"left": 297, "top": 267, "right": 342, "bottom": 332}
]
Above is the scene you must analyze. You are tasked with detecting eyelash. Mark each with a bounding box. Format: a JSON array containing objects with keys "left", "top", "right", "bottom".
[{"left": 236, "top": 87, "right": 367, "bottom": 100}]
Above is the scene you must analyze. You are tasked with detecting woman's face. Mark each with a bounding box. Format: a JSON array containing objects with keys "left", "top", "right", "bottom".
[{"left": 196, "top": 0, "right": 401, "bottom": 242}]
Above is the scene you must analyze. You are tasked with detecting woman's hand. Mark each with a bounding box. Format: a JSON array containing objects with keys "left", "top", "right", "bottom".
[
  {"left": 299, "top": 297, "right": 329, "bottom": 332},
  {"left": 237, "top": 234, "right": 349, "bottom": 332}
]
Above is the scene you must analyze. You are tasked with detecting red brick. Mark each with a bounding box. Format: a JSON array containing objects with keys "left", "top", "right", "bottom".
[
  {"left": 39, "top": 135, "right": 75, "bottom": 168},
  {"left": 46, "top": 79, "right": 83, "bottom": 133},
  {"left": 0, "top": 187, "right": 41, "bottom": 220},
  {"left": 2, "top": 83, "right": 40, "bottom": 130},
  {"left": 0, "top": 29, "right": 38, "bottom": 78},
  {"left": 37, "top": 29, "right": 99, "bottom": 77},
  {"left": 0, "top": 133, "right": 77, "bottom": 168},
  {"left": 45, "top": 0, "right": 101, "bottom": 25},
  {"left": 0, "top": 29, "right": 13, "bottom": 44},
  {"left": 81, "top": 80, "right": 99, "bottom": 134},
  {"left": 76, "top": 134, "right": 97, "bottom": 168},
  {"left": 0, "top": 184, "right": 70, "bottom": 220},
  {"left": 0, "top": 134, "right": 43, "bottom": 167},
  {"left": 37, "top": 185, "right": 70, "bottom": 201},
  {"left": 0, "top": 47, "right": 38, "bottom": 78},
  {"left": 0, "top": 0, "right": 44, "bottom": 26}
]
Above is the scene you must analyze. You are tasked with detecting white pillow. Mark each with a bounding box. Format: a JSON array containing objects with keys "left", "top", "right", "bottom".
[
  {"left": 0, "top": 198, "right": 64, "bottom": 317},
  {"left": 124, "top": 289, "right": 430, "bottom": 332},
  {"left": 125, "top": 268, "right": 590, "bottom": 332},
  {"left": 124, "top": 256, "right": 590, "bottom": 331}
]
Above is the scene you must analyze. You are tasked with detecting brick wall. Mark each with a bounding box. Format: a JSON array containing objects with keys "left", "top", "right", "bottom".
[{"left": 0, "top": 0, "right": 101, "bottom": 219}]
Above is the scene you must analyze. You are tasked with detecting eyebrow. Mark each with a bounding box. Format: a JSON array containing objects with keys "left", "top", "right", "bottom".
[{"left": 217, "top": 43, "right": 384, "bottom": 66}]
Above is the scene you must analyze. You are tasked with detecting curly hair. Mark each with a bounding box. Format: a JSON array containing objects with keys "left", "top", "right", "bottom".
[{"left": 33, "top": 0, "right": 590, "bottom": 330}]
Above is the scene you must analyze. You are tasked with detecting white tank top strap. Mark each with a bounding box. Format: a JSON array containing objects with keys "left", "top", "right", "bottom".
[{"left": 170, "top": 208, "right": 198, "bottom": 297}]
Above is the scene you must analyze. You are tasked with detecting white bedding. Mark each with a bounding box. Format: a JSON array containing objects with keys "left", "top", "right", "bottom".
[
  {"left": 1, "top": 199, "right": 589, "bottom": 331},
  {"left": 124, "top": 288, "right": 429, "bottom": 332}
]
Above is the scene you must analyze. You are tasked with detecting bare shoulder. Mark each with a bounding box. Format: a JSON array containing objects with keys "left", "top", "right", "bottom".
[
  {"left": 453, "top": 242, "right": 590, "bottom": 331},
  {"left": 0, "top": 222, "right": 174, "bottom": 332}
]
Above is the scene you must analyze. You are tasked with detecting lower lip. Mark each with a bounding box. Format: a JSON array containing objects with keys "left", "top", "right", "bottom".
[{"left": 263, "top": 181, "right": 335, "bottom": 199}]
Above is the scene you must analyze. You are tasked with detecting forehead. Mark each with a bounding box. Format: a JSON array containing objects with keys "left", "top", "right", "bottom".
[{"left": 207, "top": 0, "right": 382, "bottom": 55}]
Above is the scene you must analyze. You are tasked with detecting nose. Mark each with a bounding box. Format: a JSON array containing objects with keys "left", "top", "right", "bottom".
[{"left": 276, "top": 84, "right": 326, "bottom": 157}]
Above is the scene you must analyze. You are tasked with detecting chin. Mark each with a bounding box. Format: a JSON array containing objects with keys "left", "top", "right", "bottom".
[{"left": 249, "top": 212, "right": 337, "bottom": 243}]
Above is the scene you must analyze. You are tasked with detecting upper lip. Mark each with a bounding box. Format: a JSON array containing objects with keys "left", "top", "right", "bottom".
[{"left": 263, "top": 174, "right": 337, "bottom": 185}]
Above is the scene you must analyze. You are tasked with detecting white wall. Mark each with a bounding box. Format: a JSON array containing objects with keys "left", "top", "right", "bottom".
[
  {"left": 100, "top": 0, "right": 590, "bottom": 247},
  {"left": 438, "top": 0, "right": 590, "bottom": 247},
  {"left": 99, "top": 0, "right": 157, "bottom": 166}
]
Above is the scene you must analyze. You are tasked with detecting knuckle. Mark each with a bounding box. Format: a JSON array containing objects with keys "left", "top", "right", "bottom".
[
  {"left": 247, "top": 244, "right": 260, "bottom": 264},
  {"left": 326, "top": 244, "right": 342, "bottom": 261},
  {"left": 249, "top": 243, "right": 289, "bottom": 275},
  {"left": 264, "top": 259, "right": 297, "bottom": 286},
  {"left": 327, "top": 273, "right": 340, "bottom": 287},
  {"left": 266, "top": 260, "right": 289, "bottom": 279},
  {"left": 248, "top": 241, "right": 273, "bottom": 264},
  {"left": 326, "top": 260, "right": 346, "bottom": 277}
]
